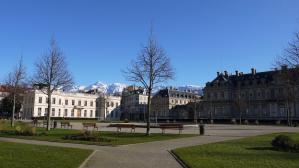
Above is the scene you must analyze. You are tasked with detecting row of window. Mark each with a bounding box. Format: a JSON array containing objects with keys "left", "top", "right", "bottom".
[
  {"left": 106, "top": 102, "right": 119, "bottom": 108},
  {"left": 170, "top": 94, "right": 196, "bottom": 99},
  {"left": 36, "top": 108, "right": 94, "bottom": 118},
  {"left": 38, "top": 97, "right": 94, "bottom": 107},
  {"left": 171, "top": 99, "right": 190, "bottom": 105}
]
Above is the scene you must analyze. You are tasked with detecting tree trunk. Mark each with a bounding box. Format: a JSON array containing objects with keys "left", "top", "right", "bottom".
[
  {"left": 47, "top": 91, "right": 52, "bottom": 131},
  {"left": 146, "top": 88, "right": 152, "bottom": 136},
  {"left": 11, "top": 92, "right": 16, "bottom": 127}
]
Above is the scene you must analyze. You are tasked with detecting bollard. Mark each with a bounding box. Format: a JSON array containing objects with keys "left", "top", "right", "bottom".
[{"left": 199, "top": 124, "right": 205, "bottom": 135}]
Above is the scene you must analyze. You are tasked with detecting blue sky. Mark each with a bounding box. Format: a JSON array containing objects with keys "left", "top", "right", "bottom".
[{"left": 0, "top": 0, "right": 299, "bottom": 87}]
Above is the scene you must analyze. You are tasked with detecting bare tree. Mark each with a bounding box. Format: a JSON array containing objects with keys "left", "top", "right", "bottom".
[
  {"left": 275, "top": 32, "right": 299, "bottom": 126},
  {"left": 5, "top": 56, "right": 26, "bottom": 127},
  {"left": 123, "top": 31, "right": 175, "bottom": 136},
  {"left": 32, "top": 38, "right": 73, "bottom": 131}
]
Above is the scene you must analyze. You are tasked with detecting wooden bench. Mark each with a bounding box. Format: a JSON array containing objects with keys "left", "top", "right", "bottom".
[
  {"left": 159, "top": 124, "right": 184, "bottom": 134},
  {"left": 82, "top": 123, "right": 99, "bottom": 131},
  {"left": 60, "top": 122, "right": 73, "bottom": 129},
  {"left": 108, "top": 124, "right": 136, "bottom": 133}
]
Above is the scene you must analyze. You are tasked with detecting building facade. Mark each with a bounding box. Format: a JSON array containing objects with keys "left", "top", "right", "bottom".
[
  {"left": 200, "top": 68, "right": 299, "bottom": 122},
  {"left": 0, "top": 85, "right": 10, "bottom": 104},
  {"left": 152, "top": 88, "right": 201, "bottom": 120},
  {"left": 121, "top": 86, "right": 148, "bottom": 121},
  {"left": 22, "top": 89, "right": 98, "bottom": 119},
  {"left": 97, "top": 95, "right": 121, "bottom": 120}
]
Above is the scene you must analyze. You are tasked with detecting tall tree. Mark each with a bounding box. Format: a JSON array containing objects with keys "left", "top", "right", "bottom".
[
  {"left": 123, "top": 31, "right": 175, "bottom": 136},
  {"left": 5, "top": 57, "right": 26, "bottom": 127},
  {"left": 0, "top": 94, "right": 22, "bottom": 118},
  {"left": 32, "top": 38, "right": 73, "bottom": 131},
  {"left": 275, "top": 32, "right": 299, "bottom": 126}
]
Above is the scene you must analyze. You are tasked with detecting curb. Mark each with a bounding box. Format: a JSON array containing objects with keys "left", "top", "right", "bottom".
[
  {"left": 78, "top": 150, "right": 97, "bottom": 168},
  {"left": 168, "top": 150, "right": 189, "bottom": 168}
]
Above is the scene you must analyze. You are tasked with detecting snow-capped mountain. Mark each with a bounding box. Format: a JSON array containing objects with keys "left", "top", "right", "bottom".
[
  {"left": 69, "top": 85, "right": 87, "bottom": 92},
  {"left": 70, "top": 81, "right": 127, "bottom": 95},
  {"left": 107, "top": 83, "right": 127, "bottom": 94},
  {"left": 153, "top": 85, "right": 203, "bottom": 96},
  {"left": 70, "top": 81, "right": 203, "bottom": 96},
  {"left": 178, "top": 85, "right": 203, "bottom": 96}
]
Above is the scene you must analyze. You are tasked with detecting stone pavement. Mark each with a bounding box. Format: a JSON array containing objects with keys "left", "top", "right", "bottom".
[{"left": 0, "top": 124, "right": 298, "bottom": 168}]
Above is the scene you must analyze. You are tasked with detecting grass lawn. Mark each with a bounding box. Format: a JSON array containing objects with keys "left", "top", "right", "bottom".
[
  {"left": 0, "top": 127, "right": 196, "bottom": 146},
  {"left": 173, "top": 133, "right": 299, "bottom": 168},
  {"left": 0, "top": 141, "right": 92, "bottom": 168}
]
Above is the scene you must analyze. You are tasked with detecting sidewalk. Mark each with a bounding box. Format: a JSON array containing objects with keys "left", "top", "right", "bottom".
[{"left": 0, "top": 125, "right": 298, "bottom": 168}]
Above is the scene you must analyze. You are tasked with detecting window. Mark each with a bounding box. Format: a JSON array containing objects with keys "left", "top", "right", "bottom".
[
  {"left": 38, "top": 108, "right": 42, "bottom": 116},
  {"left": 46, "top": 98, "right": 49, "bottom": 104},
  {"left": 84, "top": 101, "right": 87, "bottom": 106},
  {"left": 107, "top": 102, "right": 110, "bottom": 107},
  {"left": 90, "top": 101, "right": 93, "bottom": 107},
  {"left": 111, "top": 102, "right": 114, "bottom": 107},
  {"left": 78, "top": 100, "right": 81, "bottom": 106},
  {"left": 84, "top": 110, "right": 87, "bottom": 117},
  {"left": 52, "top": 98, "right": 56, "bottom": 104},
  {"left": 58, "top": 109, "right": 61, "bottom": 116},
  {"left": 38, "top": 97, "right": 43, "bottom": 104},
  {"left": 65, "top": 99, "right": 68, "bottom": 105},
  {"left": 71, "top": 109, "right": 74, "bottom": 117},
  {"left": 116, "top": 103, "right": 119, "bottom": 107},
  {"left": 64, "top": 109, "right": 68, "bottom": 117},
  {"left": 51, "top": 108, "right": 55, "bottom": 116},
  {"left": 90, "top": 110, "right": 93, "bottom": 117},
  {"left": 72, "top": 100, "right": 75, "bottom": 106},
  {"left": 59, "top": 99, "right": 62, "bottom": 105},
  {"left": 45, "top": 108, "right": 48, "bottom": 116}
]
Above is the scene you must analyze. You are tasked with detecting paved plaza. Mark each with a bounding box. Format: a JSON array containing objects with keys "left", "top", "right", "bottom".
[{"left": 0, "top": 124, "right": 298, "bottom": 168}]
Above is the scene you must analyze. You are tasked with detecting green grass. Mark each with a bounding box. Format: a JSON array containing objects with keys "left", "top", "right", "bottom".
[
  {"left": 173, "top": 133, "right": 299, "bottom": 168},
  {"left": 0, "top": 126, "right": 196, "bottom": 146},
  {"left": 0, "top": 141, "right": 92, "bottom": 168}
]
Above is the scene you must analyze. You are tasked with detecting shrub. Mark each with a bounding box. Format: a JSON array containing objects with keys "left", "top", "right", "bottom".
[
  {"left": 0, "top": 120, "right": 6, "bottom": 131},
  {"left": 124, "top": 119, "right": 130, "bottom": 123},
  {"left": 64, "top": 130, "right": 111, "bottom": 142},
  {"left": 15, "top": 122, "right": 36, "bottom": 136},
  {"left": 271, "top": 135, "right": 295, "bottom": 151}
]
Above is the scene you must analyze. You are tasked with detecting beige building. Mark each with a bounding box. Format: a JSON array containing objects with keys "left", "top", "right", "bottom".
[
  {"left": 22, "top": 89, "right": 98, "bottom": 119},
  {"left": 121, "top": 86, "right": 148, "bottom": 121},
  {"left": 97, "top": 95, "right": 121, "bottom": 120},
  {"left": 152, "top": 88, "right": 201, "bottom": 120}
]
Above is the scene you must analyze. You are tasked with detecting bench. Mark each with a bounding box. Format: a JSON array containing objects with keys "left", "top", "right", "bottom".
[
  {"left": 60, "top": 122, "right": 73, "bottom": 129},
  {"left": 159, "top": 124, "right": 184, "bottom": 134},
  {"left": 82, "top": 123, "right": 99, "bottom": 131},
  {"left": 108, "top": 124, "right": 136, "bottom": 133}
]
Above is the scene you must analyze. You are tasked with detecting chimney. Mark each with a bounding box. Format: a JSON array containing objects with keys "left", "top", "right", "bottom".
[
  {"left": 235, "top": 70, "right": 239, "bottom": 76},
  {"left": 224, "top": 70, "right": 228, "bottom": 77},
  {"left": 281, "top": 65, "right": 288, "bottom": 70},
  {"left": 217, "top": 72, "right": 220, "bottom": 77},
  {"left": 251, "top": 68, "right": 256, "bottom": 75}
]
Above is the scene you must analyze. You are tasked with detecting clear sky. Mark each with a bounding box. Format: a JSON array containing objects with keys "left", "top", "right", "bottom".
[{"left": 0, "top": 0, "right": 299, "bottom": 87}]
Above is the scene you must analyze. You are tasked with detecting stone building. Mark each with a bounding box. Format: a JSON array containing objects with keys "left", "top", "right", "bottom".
[
  {"left": 201, "top": 67, "right": 299, "bottom": 123},
  {"left": 151, "top": 87, "right": 201, "bottom": 121},
  {"left": 96, "top": 94, "right": 121, "bottom": 121},
  {"left": 22, "top": 89, "right": 98, "bottom": 119},
  {"left": 121, "top": 86, "right": 148, "bottom": 121}
]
